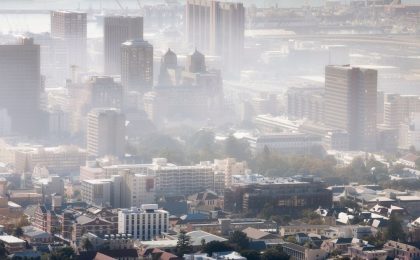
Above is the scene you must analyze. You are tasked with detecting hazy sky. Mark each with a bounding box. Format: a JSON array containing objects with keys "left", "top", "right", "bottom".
[{"left": 1, "top": 0, "right": 420, "bottom": 9}]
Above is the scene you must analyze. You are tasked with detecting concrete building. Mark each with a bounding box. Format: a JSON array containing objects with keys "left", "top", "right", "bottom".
[
  {"left": 121, "top": 39, "right": 153, "bottom": 93},
  {"left": 245, "top": 133, "right": 322, "bottom": 155},
  {"left": 51, "top": 11, "right": 87, "bottom": 71},
  {"left": 0, "top": 236, "right": 26, "bottom": 254},
  {"left": 87, "top": 108, "right": 126, "bottom": 158},
  {"left": 67, "top": 76, "right": 123, "bottom": 136},
  {"left": 383, "top": 94, "right": 420, "bottom": 128},
  {"left": 324, "top": 65, "right": 377, "bottom": 151},
  {"left": 80, "top": 158, "right": 215, "bottom": 197},
  {"left": 14, "top": 145, "right": 86, "bottom": 174},
  {"left": 118, "top": 204, "right": 169, "bottom": 240},
  {"left": 186, "top": 0, "right": 244, "bottom": 74},
  {"left": 224, "top": 176, "right": 332, "bottom": 215},
  {"left": 0, "top": 37, "right": 43, "bottom": 136},
  {"left": 104, "top": 16, "right": 143, "bottom": 74},
  {"left": 399, "top": 113, "right": 420, "bottom": 150},
  {"left": 119, "top": 170, "right": 156, "bottom": 209},
  {"left": 145, "top": 49, "right": 223, "bottom": 125},
  {"left": 143, "top": 158, "right": 214, "bottom": 196},
  {"left": 282, "top": 242, "right": 328, "bottom": 260},
  {"left": 213, "top": 158, "right": 248, "bottom": 189},
  {"left": 81, "top": 171, "right": 155, "bottom": 208},
  {"left": 287, "top": 86, "right": 324, "bottom": 122},
  {"left": 81, "top": 179, "right": 113, "bottom": 208}
]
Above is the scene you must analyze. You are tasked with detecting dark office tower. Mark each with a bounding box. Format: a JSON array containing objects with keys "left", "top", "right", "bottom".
[
  {"left": 158, "top": 49, "right": 178, "bottom": 85},
  {"left": 51, "top": 11, "right": 87, "bottom": 71},
  {"left": 186, "top": 50, "right": 206, "bottom": 73},
  {"left": 324, "top": 65, "right": 377, "bottom": 151},
  {"left": 0, "top": 37, "right": 43, "bottom": 136},
  {"left": 104, "top": 16, "right": 143, "bottom": 74},
  {"left": 186, "top": 0, "right": 245, "bottom": 74},
  {"left": 121, "top": 39, "right": 153, "bottom": 93}
]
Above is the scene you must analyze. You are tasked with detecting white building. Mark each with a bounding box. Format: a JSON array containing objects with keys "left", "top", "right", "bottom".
[
  {"left": 118, "top": 204, "right": 169, "bottom": 240},
  {"left": 245, "top": 133, "right": 322, "bottom": 154},
  {"left": 0, "top": 140, "right": 86, "bottom": 175},
  {"left": 81, "top": 171, "right": 155, "bottom": 209},
  {"left": 81, "top": 179, "right": 112, "bottom": 208},
  {"left": 399, "top": 113, "right": 420, "bottom": 150},
  {"left": 80, "top": 158, "right": 214, "bottom": 197},
  {"left": 213, "top": 158, "right": 249, "bottom": 189},
  {"left": 144, "top": 158, "right": 214, "bottom": 196}
]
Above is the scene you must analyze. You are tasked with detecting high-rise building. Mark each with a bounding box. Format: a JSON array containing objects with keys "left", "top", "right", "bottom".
[
  {"left": 324, "top": 65, "right": 377, "bottom": 151},
  {"left": 118, "top": 204, "right": 169, "bottom": 240},
  {"left": 51, "top": 11, "right": 87, "bottom": 71},
  {"left": 186, "top": 0, "right": 245, "bottom": 74},
  {"left": 104, "top": 16, "right": 143, "bottom": 74},
  {"left": 0, "top": 37, "right": 43, "bottom": 136},
  {"left": 121, "top": 39, "right": 153, "bottom": 93},
  {"left": 87, "top": 108, "right": 126, "bottom": 158}
]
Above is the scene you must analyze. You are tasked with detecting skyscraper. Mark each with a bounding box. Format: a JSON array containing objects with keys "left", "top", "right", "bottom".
[
  {"left": 186, "top": 0, "right": 245, "bottom": 74},
  {"left": 104, "top": 16, "right": 143, "bottom": 74},
  {"left": 0, "top": 37, "right": 43, "bottom": 136},
  {"left": 324, "top": 65, "right": 377, "bottom": 151},
  {"left": 121, "top": 39, "right": 153, "bottom": 93},
  {"left": 51, "top": 11, "right": 87, "bottom": 71},
  {"left": 87, "top": 108, "right": 126, "bottom": 158}
]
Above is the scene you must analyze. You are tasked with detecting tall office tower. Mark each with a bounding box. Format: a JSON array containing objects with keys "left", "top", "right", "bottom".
[
  {"left": 87, "top": 108, "right": 126, "bottom": 158},
  {"left": 121, "top": 39, "right": 153, "bottom": 93},
  {"left": 104, "top": 16, "right": 143, "bottom": 74},
  {"left": 324, "top": 65, "right": 377, "bottom": 151},
  {"left": 186, "top": 0, "right": 245, "bottom": 74},
  {"left": 0, "top": 37, "right": 43, "bottom": 136},
  {"left": 51, "top": 11, "right": 87, "bottom": 71}
]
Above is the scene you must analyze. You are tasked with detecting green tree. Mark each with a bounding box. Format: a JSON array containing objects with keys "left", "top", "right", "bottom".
[
  {"left": 50, "top": 247, "right": 75, "bottom": 260},
  {"left": 228, "top": 230, "right": 250, "bottom": 250},
  {"left": 186, "top": 130, "right": 219, "bottom": 162},
  {"left": 224, "top": 136, "right": 251, "bottom": 161},
  {"left": 0, "top": 241, "right": 7, "bottom": 258},
  {"left": 202, "top": 241, "right": 233, "bottom": 256},
  {"left": 240, "top": 250, "right": 260, "bottom": 260},
  {"left": 176, "top": 230, "right": 193, "bottom": 257},
  {"left": 385, "top": 215, "right": 406, "bottom": 242},
  {"left": 80, "top": 237, "right": 93, "bottom": 251},
  {"left": 261, "top": 248, "right": 289, "bottom": 260},
  {"left": 13, "top": 227, "right": 23, "bottom": 237}
]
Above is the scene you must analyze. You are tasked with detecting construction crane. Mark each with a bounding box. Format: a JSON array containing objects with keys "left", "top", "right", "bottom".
[{"left": 114, "top": 0, "right": 124, "bottom": 10}]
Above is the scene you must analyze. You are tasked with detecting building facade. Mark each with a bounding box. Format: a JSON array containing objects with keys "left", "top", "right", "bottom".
[
  {"left": 121, "top": 39, "right": 153, "bottom": 93},
  {"left": 87, "top": 108, "right": 126, "bottom": 158},
  {"left": 324, "top": 65, "right": 377, "bottom": 151},
  {"left": 0, "top": 37, "right": 43, "bottom": 136},
  {"left": 104, "top": 16, "right": 143, "bottom": 74},
  {"left": 118, "top": 204, "right": 169, "bottom": 240},
  {"left": 51, "top": 11, "right": 87, "bottom": 71},
  {"left": 186, "top": 0, "right": 244, "bottom": 74}
]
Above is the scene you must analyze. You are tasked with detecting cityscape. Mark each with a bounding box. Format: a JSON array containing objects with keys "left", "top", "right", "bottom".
[{"left": 1, "top": 0, "right": 420, "bottom": 259}]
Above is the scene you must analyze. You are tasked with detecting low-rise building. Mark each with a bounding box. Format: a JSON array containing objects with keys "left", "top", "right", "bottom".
[
  {"left": 282, "top": 242, "right": 328, "bottom": 260},
  {"left": 348, "top": 246, "right": 388, "bottom": 260},
  {"left": 245, "top": 133, "right": 322, "bottom": 155},
  {"left": 383, "top": 240, "right": 420, "bottom": 260},
  {"left": 0, "top": 235, "right": 26, "bottom": 254}
]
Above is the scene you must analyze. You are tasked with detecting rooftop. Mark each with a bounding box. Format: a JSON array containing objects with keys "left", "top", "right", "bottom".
[{"left": 0, "top": 235, "right": 25, "bottom": 244}]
